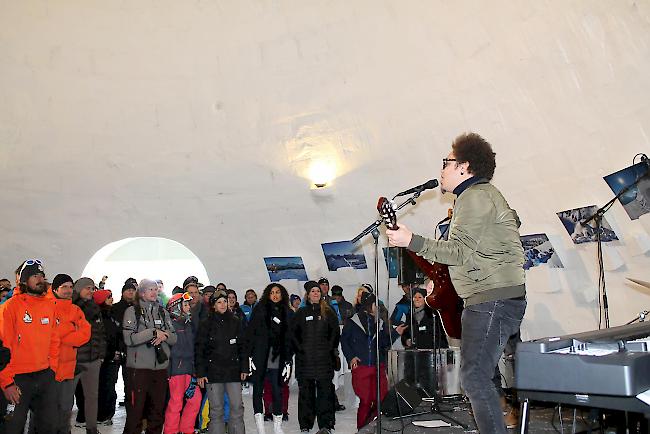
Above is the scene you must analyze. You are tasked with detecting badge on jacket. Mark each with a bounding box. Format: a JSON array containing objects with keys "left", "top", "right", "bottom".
[
  {"left": 23, "top": 311, "right": 32, "bottom": 324},
  {"left": 41, "top": 317, "right": 50, "bottom": 325},
  {"left": 272, "top": 317, "right": 281, "bottom": 324}
]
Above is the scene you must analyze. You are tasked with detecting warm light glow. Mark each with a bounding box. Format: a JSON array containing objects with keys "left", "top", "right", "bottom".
[{"left": 309, "top": 160, "right": 336, "bottom": 188}]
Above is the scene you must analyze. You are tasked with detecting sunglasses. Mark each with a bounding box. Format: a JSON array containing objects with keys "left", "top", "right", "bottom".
[
  {"left": 182, "top": 292, "right": 193, "bottom": 301},
  {"left": 442, "top": 158, "right": 457, "bottom": 169},
  {"left": 19, "top": 259, "right": 43, "bottom": 278}
]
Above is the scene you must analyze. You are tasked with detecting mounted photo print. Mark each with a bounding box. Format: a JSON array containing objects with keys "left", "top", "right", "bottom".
[
  {"left": 521, "top": 233, "right": 564, "bottom": 270},
  {"left": 557, "top": 205, "right": 619, "bottom": 244},
  {"left": 603, "top": 161, "right": 650, "bottom": 220},
  {"left": 263, "top": 257, "right": 308, "bottom": 282},
  {"left": 321, "top": 240, "right": 368, "bottom": 271},
  {"left": 382, "top": 247, "right": 399, "bottom": 278}
]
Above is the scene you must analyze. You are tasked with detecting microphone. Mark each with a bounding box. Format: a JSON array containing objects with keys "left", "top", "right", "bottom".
[{"left": 394, "top": 179, "right": 439, "bottom": 197}]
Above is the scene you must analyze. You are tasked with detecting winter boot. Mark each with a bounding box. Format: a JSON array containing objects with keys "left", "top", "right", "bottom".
[
  {"left": 273, "top": 414, "right": 285, "bottom": 434},
  {"left": 255, "top": 413, "right": 266, "bottom": 434}
]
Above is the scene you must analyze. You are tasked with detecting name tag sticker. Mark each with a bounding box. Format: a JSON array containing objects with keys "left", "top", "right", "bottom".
[
  {"left": 272, "top": 317, "right": 281, "bottom": 324},
  {"left": 154, "top": 319, "right": 162, "bottom": 326},
  {"left": 41, "top": 317, "right": 50, "bottom": 325},
  {"left": 306, "top": 316, "right": 314, "bottom": 321},
  {"left": 419, "top": 326, "right": 426, "bottom": 331},
  {"left": 229, "top": 338, "right": 237, "bottom": 344}
]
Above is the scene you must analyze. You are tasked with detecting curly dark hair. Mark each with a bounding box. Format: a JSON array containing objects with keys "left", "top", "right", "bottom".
[
  {"left": 452, "top": 133, "right": 496, "bottom": 180},
  {"left": 260, "top": 283, "right": 290, "bottom": 308}
]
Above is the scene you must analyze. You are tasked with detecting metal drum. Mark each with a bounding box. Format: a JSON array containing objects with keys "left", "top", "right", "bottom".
[{"left": 387, "top": 347, "right": 462, "bottom": 397}]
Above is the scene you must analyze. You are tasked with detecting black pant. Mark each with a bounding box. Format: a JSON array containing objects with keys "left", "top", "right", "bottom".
[
  {"left": 97, "top": 361, "right": 120, "bottom": 422},
  {"left": 252, "top": 369, "right": 281, "bottom": 415},
  {"left": 297, "top": 379, "right": 335, "bottom": 430},
  {"left": 5, "top": 369, "right": 57, "bottom": 434},
  {"left": 124, "top": 367, "right": 168, "bottom": 434}
]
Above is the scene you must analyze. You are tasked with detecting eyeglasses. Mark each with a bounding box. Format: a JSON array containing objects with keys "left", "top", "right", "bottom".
[
  {"left": 442, "top": 158, "right": 457, "bottom": 169},
  {"left": 19, "top": 259, "right": 43, "bottom": 277}
]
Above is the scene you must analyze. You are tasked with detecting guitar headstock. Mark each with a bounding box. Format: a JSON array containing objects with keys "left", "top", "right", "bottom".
[{"left": 377, "top": 197, "right": 398, "bottom": 230}]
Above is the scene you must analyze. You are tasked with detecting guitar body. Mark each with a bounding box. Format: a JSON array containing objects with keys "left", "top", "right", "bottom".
[
  {"left": 376, "top": 198, "right": 462, "bottom": 339},
  {"left": 407, "top": 252, "right": 462, "bottom": 339}
]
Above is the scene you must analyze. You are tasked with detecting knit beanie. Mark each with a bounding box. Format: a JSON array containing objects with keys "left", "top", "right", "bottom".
[
  {"left": 138, "top": 279, "right": 158, "bottom": 295},
  {"left": 73, "top": 277, "right": 95, "bottom": 293},
  {"left": 93, "top": 289, "right": 112, "bottom": 306},
  {"left": 52, "top": 274, "right": 73, "bottom": 291},
  {"left": 122, "top": 282, "right": 137, "bottom": 293},
  {"left": 303, "top": 280, "right": 319, "bottom": 293}
]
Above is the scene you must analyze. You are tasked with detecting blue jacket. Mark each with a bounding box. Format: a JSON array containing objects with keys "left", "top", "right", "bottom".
[
  {"left": 389, "top": 295, "right": 411, "bottom": 325},
  {"left": 341, "top": 311, "right": 398, "bottom": 367}
]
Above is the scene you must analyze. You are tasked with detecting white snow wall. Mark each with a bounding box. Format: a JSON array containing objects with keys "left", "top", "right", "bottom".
[{"left": 2, "top": 1, "right": 650, "bottom": 340}]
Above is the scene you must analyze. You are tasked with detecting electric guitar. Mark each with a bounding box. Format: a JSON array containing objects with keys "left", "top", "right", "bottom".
[{"left": 377, "top": 198, "right": 462, "bottom": 339}]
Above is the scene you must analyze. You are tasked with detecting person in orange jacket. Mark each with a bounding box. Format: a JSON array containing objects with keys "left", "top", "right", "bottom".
[
  {"left": 0, "top": 259, "right": 60, "bottom": 434},
  {"left": 50, "top": 273, "right": 91, "bottom": 434}
]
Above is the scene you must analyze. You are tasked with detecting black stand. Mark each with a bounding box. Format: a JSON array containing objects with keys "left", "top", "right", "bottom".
[
  {"left": 581, "top": 155, "right": 649, "bottom": 329},
  {"left": 352, "top": 192, "right": 426, "bottom": 434}
]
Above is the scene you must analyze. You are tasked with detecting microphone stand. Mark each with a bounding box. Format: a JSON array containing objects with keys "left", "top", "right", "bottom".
[
  {"left": 581, "top": 161, "right": 649, "bottom": 329},
  {"left": 351, "top": 190, "right": 425, "bottom": 434}
]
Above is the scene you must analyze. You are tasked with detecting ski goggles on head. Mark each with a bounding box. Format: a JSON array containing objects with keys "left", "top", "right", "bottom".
[
  {"left": 19, "top": 259, "right": 43, "bottom": 276},
  {"left": 182, "top": 292, "right": 193, "bottom": 302}
]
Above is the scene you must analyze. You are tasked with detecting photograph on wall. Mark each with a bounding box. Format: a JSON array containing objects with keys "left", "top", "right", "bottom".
[
  {"left": 321, "top": 240, "right": 368, "bottom": 271},
  {"left": 521, "top": 233, "right": 564, "bottom": 270},
  {"left": 603, "top": 161, "right": 650, "bottom": 220},
  {"left": 263, "top": 256, "right": 308, "bottom": 282},
  {"left": 382, "top": 247, "right": 399, "bottom": 278},
  {"left": 438, "top": 223, "right": 450, "bottom": 240},
  {"left": 556, "top": 205, "right": 619, "bottom": 244}
]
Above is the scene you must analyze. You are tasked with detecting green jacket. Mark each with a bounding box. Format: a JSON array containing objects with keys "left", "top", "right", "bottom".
[{"left": 408, "top": 182, "right": 525, "bottom": 306}]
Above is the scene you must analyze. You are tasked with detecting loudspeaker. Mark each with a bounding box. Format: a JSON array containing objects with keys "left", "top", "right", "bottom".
[
  {"left": 382, "top": 379, "right": 423, "bottom": 417},
  {"left": 397, "top": 248, "right": 425, "bottom": 285}
]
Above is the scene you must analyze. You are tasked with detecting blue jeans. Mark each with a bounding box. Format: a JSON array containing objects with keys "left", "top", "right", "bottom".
[{"left": 460, "top": 298, "right": 526, "bottom": 433}]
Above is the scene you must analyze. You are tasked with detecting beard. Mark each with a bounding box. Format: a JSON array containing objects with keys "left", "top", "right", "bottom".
[{"left": 24, "top": 281, "right": 47, "bottom": 295}]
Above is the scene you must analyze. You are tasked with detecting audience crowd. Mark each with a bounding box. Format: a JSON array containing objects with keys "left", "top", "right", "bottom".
[{"left": 0, "top": 260, "right": 443, "bottom": 434}]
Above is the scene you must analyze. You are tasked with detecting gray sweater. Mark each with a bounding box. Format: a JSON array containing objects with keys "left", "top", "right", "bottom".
[{"left": 123, "top": 300, "right": 177, "bottom": 370}]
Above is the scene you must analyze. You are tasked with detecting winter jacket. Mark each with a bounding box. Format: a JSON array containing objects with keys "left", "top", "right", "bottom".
[
  {"left": 0, "top": 293, "right": 60, "bottom": 389},
  {"left": 53, "top": 297, "right": 91, "bottom": 380},
  {"left": 73, "top": 295, "right": 107, "bottom": 364},
  {"left": 100, "top": 307, "right": 121, "bottom": 361},
  {"left": 195, "top": 310, "right": 246, "bottom": 383},
  {"left": 408, "top": 181, "right": 525, "bottom": 306},
  {"left": 122, "top": 300, "right": 177, "bottom": 370},
  {"left": 400, "top": 307, "right": 448, "bottom": 350},
  {"left": 242, "top": 301, "right": 293, "bottom": 382},
  {"left": 341, "top": 311, "right": 397, "bottom": 367},
  {"left": 169, "top": 317, "right": 195, "bottom": 377},
  {"left": 291, "top": 302, "right": 340, "bottom": 380},
  {"left": 112, "top": 298, "right": 134, "bottom": 354}
]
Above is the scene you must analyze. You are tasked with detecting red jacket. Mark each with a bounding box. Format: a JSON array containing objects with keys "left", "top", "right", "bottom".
[
  {"left": 53, "top": 298, "right": 91, "bottom": 381},
  {"left": 0, "top": 293, "right": 60, "bottom": 389}
]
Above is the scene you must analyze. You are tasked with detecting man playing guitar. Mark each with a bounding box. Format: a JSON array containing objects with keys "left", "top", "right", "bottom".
[{"left": 387, "top": 133, "right": 526, "bottom": 434}]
